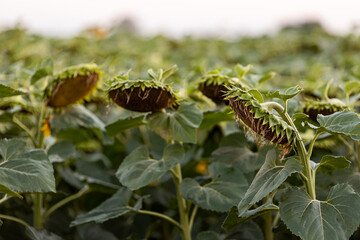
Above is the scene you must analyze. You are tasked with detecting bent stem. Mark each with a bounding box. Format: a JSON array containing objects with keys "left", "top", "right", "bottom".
[
  {"left": 136, "top": 209, "right": 182, "bottom": 230},
  {"left": 43, "top": 186, "right": 91, "bottom": 220},
  {"left": 0, "top": 214, "right": 30, "bottom": 227},
  {"left": 262, "top": 102, "right": 316, "bottom": 199}
]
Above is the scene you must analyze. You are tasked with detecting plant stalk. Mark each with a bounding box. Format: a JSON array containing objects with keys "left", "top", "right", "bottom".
[
  {"left": 263, "top": 211, "right": 273, "bottom": 240},
  {"left": 33, "top": 193, "right": 43, "bottom": 229},
  {"left": 0, "top": 214, "right": 30, "bottom": 227},
  {"left": 137, "top": 210, "right": 182, "bottom": 230},
  {"left": 263, "top": 102, "right": 316, "bottom": 199},
  {"left": 43, "top": 186, "right": 90, "bottom": 220},
  {"left": 172, "top": 164, "right": 191, "bottom": 240},
  {"left": 356, "top": 141, "right": 360, "bottom": 172}
]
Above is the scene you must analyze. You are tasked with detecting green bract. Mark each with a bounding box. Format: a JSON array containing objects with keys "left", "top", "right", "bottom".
[
  {"left": 225, "top": 86, "right": 296, "bottom": 156},
  {"left": 108, "top": 69, "right": 179, "bottom": 112}
]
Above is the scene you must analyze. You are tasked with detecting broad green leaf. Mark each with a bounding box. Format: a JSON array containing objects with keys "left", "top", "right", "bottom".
[
  {"left": 77, "top": 224, "right": 118, "bottom": 240},
  {"left": 0, "top": 84, "right": 26, "bottom": 98},
  {"left": 51, "top": 104, "right": 112, "bottom": 145},
  {"left": 0, "top": 184, "right": 22, "bottom": 198},
  {"left": 316, "top": 155, "right": 350, "bottom": 172},
  {"left": 0, "top": 138, "right": 26, "bottom": 161},
  {"left": 317, "top": 110, "right": 360, "bottom": 140},
  {"left": 264, "top": 86, "right": 302, "bottom": 102},
  {"left": 47, "top": 140, "right": 76, "bottom": 163},
  {"left": 224, "top": 221, "right": 264, "bottom": 240},
  {"left": 51, "top": 104, "right": 105, "bottom": 130},
  {"left": 30, "top": 59, "right": 53, "bottom": 85},
  {"left": 148, "top": 102, "right": 203, "bottom": 143},
  {"left": 199, "top": 109, "right": 234, "bottom": 130},
  {"left": 279, "top": 184, "right": 360, "bottom": 240},
  {"left": 237, "top": 150, "right": 302, "bottom": 216},
  {"left": 105, "top": 116, "right": 146, "bottom": 136},
  {"left": 0, "top": 149, "right": 55, "bottom": 193},
  {"left": 195, "top": 231, "right": 221, "bottom": 240},
  {"left": 25, "top": 226, "right": 62, "bottom": 240},
  {"left": 223, "top": 201, "right": 278, "bottom": 230},
  {"left": 180, "top": 162, "right": 248, "bottom": 212},
  {"left": 116, "top": 143, "right": 184, "bottom": 190},
  {"left": 211, "top": 145, "right": 271, "bottom": 173},
  {"left": 70, "top": 188, "right": 132, "bottom": 226}
]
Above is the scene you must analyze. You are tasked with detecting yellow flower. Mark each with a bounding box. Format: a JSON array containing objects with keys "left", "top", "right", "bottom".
[
  {"left": 196, "top": 161, "right": 208, "bottom": 174},
  {"left": 41, "top": 115, "right": 53, "bottom": 137}
]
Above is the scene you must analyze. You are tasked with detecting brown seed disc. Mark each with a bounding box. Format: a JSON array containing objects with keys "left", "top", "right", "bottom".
[
  {"left": 229, "top": 98, "right": 289, "bottom": 145},
  {"left": 47, "top": 73, "right": 98, "bottom": 108},
  {"left": 199, "top": 83, "right": 228, "bottom": 103},
  {"left": 109, "top": 87, "right": 175, "bottom": 112},
  {"left": 304, "top": 108, "right": 336, "bottom": 123}
]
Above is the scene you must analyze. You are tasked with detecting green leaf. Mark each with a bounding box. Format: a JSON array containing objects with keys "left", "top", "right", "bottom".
[
  {"left": 0, "top": 138, "right": 26, "bottom": 161},
  {"left": 70, "top": 188, "right": 132, "bottom": 226},
  {"left": 345, "top": 80, "right": 360, "bottom": 94},
  {"left": 77, "top": 224, "right": 119, "bottom": 240},
  {"left": 105, "top": 116, "right": 146, "bottom": 136},
  {"left": 47, "top": 140, "right": 76, "bottom": 163},
  {"left": 199, "top": 109, "right": 234, "bottom": 130},
  {"left": 30, "top": 59, "right": 53, "bottom": 85},
  {"left": 234, "top": 64, "right": 253, "bottom": 79},
  {"left": 148, "top": 102, "right": 203, "bottom": 143},
  {"left": 25, "top": 226, "right": 62, "bottom": 240},
  {"left": 237, "top": 150, "right": 302, "bottom": 216},
  {"left": 0, "top": 84, "right": 26, "bottom": 98},
  {"left": 116, "top": 143, "right": 184, "bottom": 190},
  {"left": 223, "top": 201, "right": 278, "bottom": 230},
  {"left": 51, "top": 104, "right": 112, "bottom": 145},
  {"left": 224, "top": 221, "right": 264, "bottom": 240},
  {"left": 317, "top": 110, "right": 360, "bottom": 141},
  {"left": 180, "top": 162, "right": 248, "bottom": 212},
  {"left": 248, "top": 89, "right": 264, "bottom": 103},
  {"left": 212, "top": 145, "right": 271, "bottom": 173},
  {"left": 264, "top": 86, "right": 302, "bottom": 102},
  {"left": 195, "top": 231, "right": 221, "bottom": 240},
  {"left": 316, "top": 155, "right": 350, "bottom": 172},
  {"left": 279, "top": 184, "right": 360, "bottom": 240},
  {"left": 0, "top": 147, "right": 55, "bottom": 193}
]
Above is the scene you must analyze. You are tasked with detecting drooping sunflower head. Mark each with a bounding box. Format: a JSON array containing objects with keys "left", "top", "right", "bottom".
[
  {"left": 303, "top": 99, "right": 346, "bottom": 123},
  {"left": 225, "top": 86, "right": 296, "bottom": 157},
  {"left": 45, "top": 63, "right": 102, "bottom": 108},
  {"left": 108, "top": 71, "right": 179, "bottom": 112},
  {"left": 198, "top": 69, "right": 248, "bottom": 103}
]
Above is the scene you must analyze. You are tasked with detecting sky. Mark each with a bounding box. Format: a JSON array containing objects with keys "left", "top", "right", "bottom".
[{"left": 1, "top": 0, "right": 360, "bottom": 37}]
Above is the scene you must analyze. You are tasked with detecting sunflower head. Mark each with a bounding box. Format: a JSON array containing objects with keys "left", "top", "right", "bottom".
[{"left": 225, "top": 86, "right": 296, "bottom": 157}]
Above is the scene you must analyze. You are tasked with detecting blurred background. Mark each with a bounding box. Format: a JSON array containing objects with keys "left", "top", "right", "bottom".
[{"left": 2, "top": 0, "right": 360, "bottom": 37}]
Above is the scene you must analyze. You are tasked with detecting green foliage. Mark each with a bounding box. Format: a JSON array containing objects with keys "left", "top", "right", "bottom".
[
  {"left": 237, "top": 150, "right": 302, "bottom": 216},
  {"left": 148, "top": 102, "right": 203, "bottom": 143},
  {"left": 279, "top": 184, "right": 360, "bottom": 240},
  {"left": 180, "top": 162, "right": 248, "bottom": 212},
  {"left": 0, "top": 84, "right": 25, "bottom": 98},
  {"left": 116, "top": 143, "right": 184, "bottom": 190}
]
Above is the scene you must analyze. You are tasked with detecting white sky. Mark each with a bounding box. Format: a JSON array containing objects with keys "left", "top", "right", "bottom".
[{"left": 1, "top": 0, "right": 360, "bottom": 37}]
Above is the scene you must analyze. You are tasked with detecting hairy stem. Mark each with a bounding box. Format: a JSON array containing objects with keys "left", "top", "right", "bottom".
[{"left": 356, "top": 141, "right": 360, "bottom": 172}]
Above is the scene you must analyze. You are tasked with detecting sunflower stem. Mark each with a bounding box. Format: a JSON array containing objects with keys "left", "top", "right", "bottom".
[{"left": 262, "top": 101, "right": 316, "bottom": 199}]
